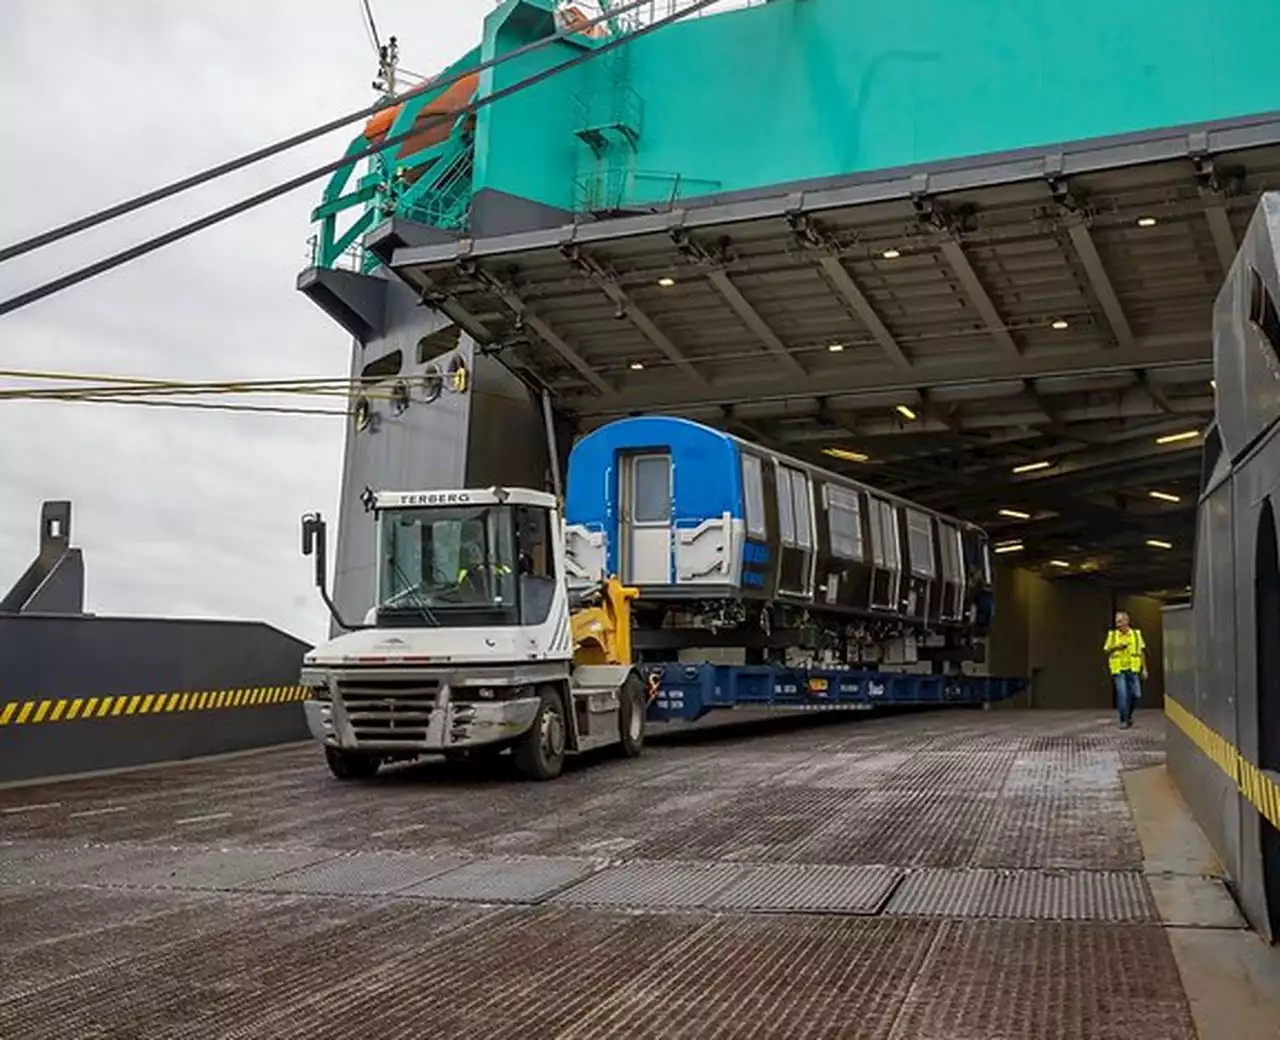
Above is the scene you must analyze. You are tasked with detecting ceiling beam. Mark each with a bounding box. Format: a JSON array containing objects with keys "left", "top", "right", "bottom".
[
  {"left": 1192, "top": 152, "right": 1243, "bottom": 275},
  {"left": 706, "top": 269, "right": 807, "bottom": 377},
  {"left": 816, "top": 256, "right": 913, "bottom": 370},
  {"left": 1065, "top": 219, "right": 1137, "bottom": 350},
  {"left": 937, "top": 238, "right": 1022, "bottom": 360}
]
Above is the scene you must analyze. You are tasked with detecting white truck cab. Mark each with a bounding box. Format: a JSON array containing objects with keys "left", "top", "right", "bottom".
[{"left": 298, "top": 487, "right": 645, "bottom": 781}]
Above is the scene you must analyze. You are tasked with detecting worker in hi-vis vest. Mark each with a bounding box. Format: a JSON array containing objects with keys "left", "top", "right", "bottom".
[{"left": 1103, "top": 610, "right": 1147, "bottom": 728}]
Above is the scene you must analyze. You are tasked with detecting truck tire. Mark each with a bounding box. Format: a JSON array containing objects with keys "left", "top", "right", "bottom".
[
  {"left": 513, "top": 687, "right": 567, "bottom": 781},
  {"left": 324, "top": 746, "right": 380, "bottom": 780},
  {"left": 617, "top": 672, "right": 646, "bottom": 758}
]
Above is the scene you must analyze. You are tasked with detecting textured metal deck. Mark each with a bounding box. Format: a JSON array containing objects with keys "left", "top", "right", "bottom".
[{"left": 0, "top": 710, "right": 1192, "bottom": 1038}]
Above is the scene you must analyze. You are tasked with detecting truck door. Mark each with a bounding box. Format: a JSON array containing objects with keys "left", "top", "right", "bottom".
[{"left": 620, "top": 452, "right": 673, "bottom": 585}]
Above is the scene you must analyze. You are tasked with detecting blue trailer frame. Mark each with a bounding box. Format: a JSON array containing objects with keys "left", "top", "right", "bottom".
[{"left": 642, "top": 663, "right": 1026, "bottom": 723}]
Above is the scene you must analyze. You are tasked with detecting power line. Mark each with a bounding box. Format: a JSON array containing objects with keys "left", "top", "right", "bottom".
[
  {"left": 1, "top": 394, "right": 348, "bottom": 417},
  {"left": 0, "top": 0, "right": 718, "bottom": 319},
  {"left": 0, "top": 0, "right": 666, "bottom": 268},
  {"left": 359, "top": 0, "right": 382, "bottom": 54}
]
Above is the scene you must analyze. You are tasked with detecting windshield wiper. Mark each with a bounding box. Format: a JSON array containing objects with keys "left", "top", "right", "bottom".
[{"left": 384, "top": 559, "right": 441, "bottom": 628}]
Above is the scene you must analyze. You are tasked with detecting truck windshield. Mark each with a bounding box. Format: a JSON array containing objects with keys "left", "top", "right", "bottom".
[{"left": 377, "top": 505, "right": 518, "bottom": 623}]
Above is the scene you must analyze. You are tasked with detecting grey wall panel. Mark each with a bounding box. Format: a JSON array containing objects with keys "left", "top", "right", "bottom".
[{"left": 0, "top": 615, "right": 310, "bottom": 785}]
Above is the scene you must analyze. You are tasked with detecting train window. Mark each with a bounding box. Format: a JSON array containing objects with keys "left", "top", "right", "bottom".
[
  {"left": 631, "top": 455, "right": 671, "bottom": 523},
  {"left": 937, "top": 522, "right": 962, "bottom": 582},
  {"left": 742, "top": 455, "right": 767, "bottom": 538},
  {"left": 825, "top": 485, "right": 863, "bottom": 560},
  {"left": 869, "top": 498, "right": 900, "bottom": 571},
  {"left": 906, "top": 510, "right": 935, "bottom": 578},
  {"left": 790, "top": 470, "right": 813, "bottom": 549},
  {"left": 776, "top": 466, "right": 797, "bottom": 545}
]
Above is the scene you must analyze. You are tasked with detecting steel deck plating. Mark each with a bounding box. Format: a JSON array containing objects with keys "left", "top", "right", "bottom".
[{"left": 0, "top": 710, "right": 1195, "bottom": 1039}]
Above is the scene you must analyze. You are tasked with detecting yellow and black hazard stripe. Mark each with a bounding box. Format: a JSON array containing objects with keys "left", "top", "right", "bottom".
[
  {"left": 0, "top": 686, "right": 308, "bottom": 727},
  {"left": 1164, "top": 695, "right": 1280, "bottom": 831}
]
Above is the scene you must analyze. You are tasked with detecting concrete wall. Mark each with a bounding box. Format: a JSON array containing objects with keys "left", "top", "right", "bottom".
[
  {"left": 474, "top": 0, "right": 1280, "bottom": 216},
  {"left": 0, "top": 615, "right": 311, "bottom": 785},
  {"left": 987, "top": 565, "right": 1165, "bottom": 711}
]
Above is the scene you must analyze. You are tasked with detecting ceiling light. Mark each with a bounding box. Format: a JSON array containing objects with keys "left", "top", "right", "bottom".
[
  {"left": 1149, "top": 490, "right": 1181, "bottom": 503},
  {"left": 1147, "top": 538, "right": 1173, "bottom": 550},
  {"left": 882, "top": 248, "right": 901, "bottom": 260},
  {"left": 896, "top": 404, "right": 917, "bottom": 420},
  {"left": 1049, "top": 559, "right": 1070, "bottom": 568},
  {"left": 828, "top": 343, "right": 845, "bottom": 352},
  {"left": 657, "top": 276, "right": 675, "bottom": 287},
  {"left": 994, "top": 542, "right": 1024, "bottom": 554},
  {"left": 1012, "top": 460, "right": 1052, "bottom": 474},
  {"left": 1156, "top": 430, "right": 1199, "bottom": 445},
  {"left": 1137, "top": 216, "right": 1158, "bottom": 228},
  {"left": 823, "top": 447, "right": 869, "bottom": 463},
  {"left": 1051, "top": 319, "right": 1069, "bottom": 330},
  {"left": 998, "top": 509, "right": 1032, "bottom": 520},
  {"left": 1210, "top": 379, "right": 1217, "bottom": 389},
  {"left": 629, "top": 362, "right": 644, "bottom": 371}
]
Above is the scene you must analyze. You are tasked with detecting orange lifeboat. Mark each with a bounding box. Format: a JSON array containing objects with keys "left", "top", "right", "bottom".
[{"left": 361, "top": 71, "right": 480, "bottom": 181}]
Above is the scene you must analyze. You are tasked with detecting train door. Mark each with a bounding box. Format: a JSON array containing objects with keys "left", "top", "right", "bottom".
[
  {"left": 619, "top": 452, "right": 672, "bottom": 585},
  {"left": 775, "top": 463, "right": 815, "bottom": 597},
  {"left": 937, "top": 521, "right": 966, "bottom": 622},
  {"left": 868, "top": 497, "right": 902, "bottom": 611},
  {"left": 902, "top": 509, "right": 934, "bottom": 621}
]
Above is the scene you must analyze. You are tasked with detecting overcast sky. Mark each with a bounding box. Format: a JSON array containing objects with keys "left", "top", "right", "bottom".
[{"left": 0, "top": 0, "right": 494, "bottom": 644}]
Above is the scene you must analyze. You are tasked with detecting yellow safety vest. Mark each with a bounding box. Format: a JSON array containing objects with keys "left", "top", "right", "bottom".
[{"left": 1104, "top": 628, "right": 1145, "bottom": 674}]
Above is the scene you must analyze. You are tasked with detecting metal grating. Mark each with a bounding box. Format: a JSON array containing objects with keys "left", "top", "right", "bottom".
[
  {"left": 551, "top": 860, "right": 746, "bottom": 909},
  {"left": 885, "top": 868, "right": 1158, "bottom": 922},
  {"left": 246, "top": 851, "right": 466, "bottom": 896},
  {"left": 110, "top": 846, "right": 334, "bottom": 892},
  {"left": 885, "top": 919, "right": 1196, "bottom": 1040},
  {"left": 707, "top": 863, "right": 902, "bottom": 914},
  {"left": 399, "top": 856, "right": 598, "bottom": 903}
]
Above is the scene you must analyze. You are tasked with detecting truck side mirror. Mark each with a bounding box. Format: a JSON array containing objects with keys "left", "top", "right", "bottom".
[{"left": 300, "top": 512, "right": 358, "bottom": 630}]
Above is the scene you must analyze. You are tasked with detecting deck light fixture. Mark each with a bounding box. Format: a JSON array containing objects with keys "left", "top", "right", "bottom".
[
  {"left": 896, "top": 404, "right": 917, "bottom": 421},
  {"left": 1012, "top": 460, "right": 1052, "bottom": 474},
  {"left": 823, "top": 447, "right": 869, "bottom": 463},
  {"left": 882, "top": 248, "right": 901, "bottom": 259},
  {"left": 1149, "top": 491, "right": 1181, "bottom": 503},
  {"left": 1155, "top": 430, "right": 1199, "bottom": 445},
  {"left": 1137, "top": 216, "right": 1158, "bottom": 227},
  {"left": 629, "top": 362, "right": 644, "bottom": 371},
  {"left": 828, "top": 343, "right": 845, "bottom": 352},
  {"left": 1051, "top": 319, "right": 1069, "bottom": 330},
  {"left": 657, "top": 276, "right": 675, "bottom": 287},
  {"left": 1146, "top": 538, "right": 1173, "bottom": 550},
  {"left": 998, "top": 509, "right": 1032, "bottom": 520}
]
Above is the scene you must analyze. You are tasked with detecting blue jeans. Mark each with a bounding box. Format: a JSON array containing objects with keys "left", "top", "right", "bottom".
[{"left": 1113, "top": 670, "right": 1142, "bottom": 723}]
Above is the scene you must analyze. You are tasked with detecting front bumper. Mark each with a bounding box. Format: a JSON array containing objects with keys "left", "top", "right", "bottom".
[{"left": 303, "top": 669, "right": 546, "bottom": 754}]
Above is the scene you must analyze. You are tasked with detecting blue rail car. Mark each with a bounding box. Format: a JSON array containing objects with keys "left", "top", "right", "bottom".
[{"left": 643, "top": 663, "right": 1026, "bottom": 723}]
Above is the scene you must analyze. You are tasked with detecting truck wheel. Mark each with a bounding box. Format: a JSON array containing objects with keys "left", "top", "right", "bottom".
[
  {"left": 617, "top": 673, "right": 646, "bottom": 758},
  {"left": 324, "top": 746, "right": 380, "bottom": 780},
  {"left": 513, "top": 687, "right": 566, "bottom": 781}
]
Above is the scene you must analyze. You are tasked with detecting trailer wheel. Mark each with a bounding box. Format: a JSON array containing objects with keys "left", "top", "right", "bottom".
[
  {"left": 513, "top": 687, "right": 566, "bottom": 781},
  {"left": 617, "top": 673, "right": 646, "bottom": 758},
  {"left": 324, "top": 746, "right": 380, "bottom": 780}
]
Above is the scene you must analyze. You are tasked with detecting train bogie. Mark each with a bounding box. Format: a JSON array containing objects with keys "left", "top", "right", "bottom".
[{"left": 564, "top": 416, "right": 993, "bottom": 665}]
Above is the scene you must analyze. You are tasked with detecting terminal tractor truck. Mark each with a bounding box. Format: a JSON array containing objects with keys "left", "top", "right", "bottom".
[{"left": 298, "top": 487, "right": 649, "bottom": 781}]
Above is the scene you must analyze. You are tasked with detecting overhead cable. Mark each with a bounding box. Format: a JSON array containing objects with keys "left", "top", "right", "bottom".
[{"left": 0, "top": 0, "right": 668, "bottom": 267}]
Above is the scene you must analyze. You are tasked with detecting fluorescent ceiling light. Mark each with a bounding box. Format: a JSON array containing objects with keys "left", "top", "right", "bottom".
[
  {"left": 629, "top": 362, "right": 644, "bottom": 371},
  {"left": 1051, "top": 319, "right": 1069, "bottom": 330},
  {"left": 1137, "top": 216, "right": 1158, "bottom": 227},
  {"left": 1049, "top": 559, "right": 1070, "bottom": 568},
  {"left": 1012, "top": 460, "right": 1052, "bottom": 474},
  {"left": 1149, "top": 490, "right": 1181, "bottom": 503},
  {"left": 998, "top": 509, "right": 1032, "bottom": 520},
  {"left": 657, "top": 276, "right": 675, "bottom": 287},
  {"left": 882, "top": 248, "right": 901, "bottom": 259},
  {"left": 828, "top": 343, "right": 845, "bottom": 352},
  {"left": 823, "top": 447, "right": 868, "bottom": 463},
  {"left": 1156, "top": 430, "right": 1199, "bottom": 445},
  {"left": 1146, "top": 538, "right": 1173, "bottom": 550},
  {"left": 994, "top": 542, "right": 1024, "bottom": 554},
  {"left": 896, "top": 404, "right": 917, "bottom": 420}
]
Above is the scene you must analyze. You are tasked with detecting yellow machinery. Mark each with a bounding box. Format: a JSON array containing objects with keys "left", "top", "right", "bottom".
[{"left": 570, "top": 577, "right": 638, "bottom": 667}]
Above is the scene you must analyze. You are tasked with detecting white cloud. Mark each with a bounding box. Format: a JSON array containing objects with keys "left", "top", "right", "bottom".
[{"left": 0, "top": 0, "right": 493, "bottom": 644}]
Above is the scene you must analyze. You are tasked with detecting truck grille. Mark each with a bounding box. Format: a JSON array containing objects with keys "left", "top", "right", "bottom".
[{"left": 334, "top": 676, "right": 441, "bottom": 745}]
